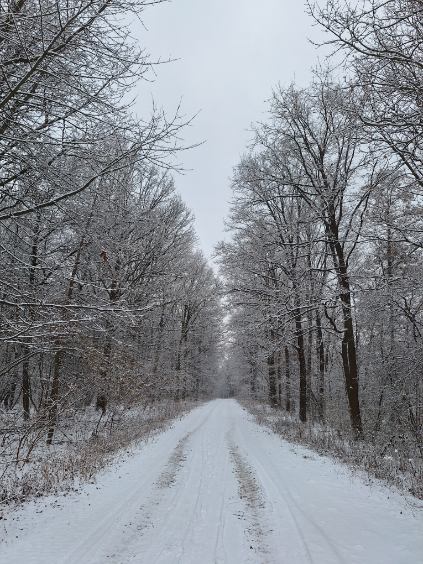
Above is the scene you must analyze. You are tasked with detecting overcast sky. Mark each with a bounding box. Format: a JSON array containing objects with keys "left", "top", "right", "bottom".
[{"left": 135, "top": 1, "right": 325, "bottom": 261}]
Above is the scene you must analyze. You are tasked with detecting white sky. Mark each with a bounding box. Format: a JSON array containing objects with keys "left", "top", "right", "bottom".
[{"left": 135, "top": 1, "right": 325, "bottom": 261}]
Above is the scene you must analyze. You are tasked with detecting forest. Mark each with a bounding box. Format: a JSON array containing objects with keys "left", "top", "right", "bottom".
[
  {"left": 0, "top": 0, "right": 422, "bottom": 508},
  {"left": 0, "top": 0, "right": 222, "bottom": 502},
  {"left": 218, "top": 0, "right": 423, "bottom": 496}
]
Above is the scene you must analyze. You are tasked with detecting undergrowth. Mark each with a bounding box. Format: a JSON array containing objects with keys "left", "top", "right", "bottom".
[
  {"left": 242, "top": 400, "right": 423, "bottom": 500},
  {"left": 0, "top": 401, "right": 194, "bottom": 511}
]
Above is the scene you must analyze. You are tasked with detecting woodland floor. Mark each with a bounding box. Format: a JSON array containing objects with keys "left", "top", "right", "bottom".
[{"left": 0, "top": 399, "right": 422, "bottom": 564}]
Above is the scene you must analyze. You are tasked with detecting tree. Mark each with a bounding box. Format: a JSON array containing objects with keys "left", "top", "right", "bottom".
[
  {"left": 0, "top": 1, "right": 223, "bottom": 458},
  {"left": 0, "top": 0, "right": 184, "bottom": 222},
  {"left": 309, "top": 0, "right": 423, "bottom": 189}
]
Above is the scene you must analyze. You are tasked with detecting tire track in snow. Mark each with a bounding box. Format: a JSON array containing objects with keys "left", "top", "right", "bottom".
[
  {"left": 3, "top": 400, "right": 421, "bottom": 564},
  {"left": 155, "top": 433, "right": 190, "bottom": 489},
  {"left": 177, "top": 418, "right": 209, "bottom": 563},
  {"left": 155, "top": 402, "right": 216, "bottom": 491},
  {"left": 212, "top": 434, "right": 232, "bottom": 564},
  {"left": 281, "top": 486, "right": 346, "bottom": 564},
  {"left": 151, "top": 402, "right": 233, "bottom": 563},
  {"left": 177, "top": 412, "right": 233, "bottom": 564},
  {"left": 114, "top": 430, "right": 194, "bottom": 558},
  {"left": 120, "top": 402, "right": 219, "bottom": 563},
  {"left": 235, "top": 420, "right": 345, "bottom": 564},
  {"left": 178, "top": 417, "right": 211, "bottom": 562},
  {"left": 227, "top": 434, "right": 270, "bottom": 562},
  {"left": 102, "top": 431, "right": 197, "bottom": 562},
  {"left": 65, "top": 405, "right": 216, "bottom": 564},
  {"left": 65, "top": 433, "right": 193, "bottom": 563}
]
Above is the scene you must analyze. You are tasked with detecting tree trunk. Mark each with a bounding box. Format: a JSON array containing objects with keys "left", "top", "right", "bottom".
[
  {"left": 277, "top": 350, "right": 282, "bottom": 406},
  {"left": 46, "top": 236, "right": 85, "bottom": 443},
  {"left": 176, "top": 304, "right": 190, "bottom": 400},
  {"left": 3, "top": 346, "right": 19, "bottom": 410},
  {"left": 152, "top": 301, "right": 166, "bottom": 375},
  {"left": 306, "top": 312, "right": 313, "bottom": 415},
  {"left": 294, "top": 291, "right": 307, "bottom": 422},
  {"left": 284, "top": 345, "right": 291, "bottom": 412},
  {"left": 330, "top": 231, "right": 363, "bottom": 439},
  {"left": 22, "top": 233, "right": 38, "bottom": 420},
  {"left": 249, "top": 358, "right": 257, "bottom": 398},
  {"left": 22, "top": 355, "right": 31, "bottom": 420},
  {"left": 340, "top": 314, "right": 363, "bottom": 439},
  {"left": 316, "top": 310, "right": 325, "bottom": 422},
  {"left": 46, "top": 347, "right": 64, "bottom": 445},
  {"left": 267, "top": 350, "right": 278, "bottom": 407}
]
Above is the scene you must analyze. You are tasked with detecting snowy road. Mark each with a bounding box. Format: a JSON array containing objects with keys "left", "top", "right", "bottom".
[{"left": 1, "top": 399, "right": 422, "bottom": 564}]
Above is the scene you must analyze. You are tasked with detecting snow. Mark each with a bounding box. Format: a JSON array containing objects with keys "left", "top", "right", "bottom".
[{"left": 0, "top": 399, "right": 422, "bottom": 564}]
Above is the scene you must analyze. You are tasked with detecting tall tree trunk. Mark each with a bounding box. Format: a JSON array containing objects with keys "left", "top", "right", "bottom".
[
  {"left": 330, "top": 229, "right": 363, "bottom": 439},
  {"left": 175, "top": 304, "right": 190, "bottom": 400},
  {"left": 4, "top": 345, "right": 19, "bottom": 410},
  {"left": 46, "top": 235, "right": 85, "bottom": 444},
  {"left": 249, "top": 358, "right": 257, "bottom": 398},
  {"left": 22, "top": 232, "right": 38, "bottom": 419},
  {"left": 277, "top": 349, "right": 282, "bottom": 406},
  {"left": 294, "top": 291, "right": 307, "bottom": 422},
  {"left": 305, "top": 240, "right": 315, "bottom": 416},
  {"left": 316, "top": 310, "right": 325, "bottom": 422},
  {"left": 267, "top": 350, "right": 278, "bottom": 407},
  {"left": 306, "top": 318, "right": 313, "bottom": 416},
  {"left": 22, "top": 356, "right": 31, "bottom": 420},
  {"left": 340, "top": 314, "right": 363, "bottom": 439},
  {"left": 96, "top": 256, "right": 121, "bottom": 410},
  {"left": 152, "top": 300, "right": 166, "bottom": 375},
  {"left": 46, "top": 348, "right": 64, "bottom": 444},
  {"left": 284, "top": 345, "right": 291, "bottom": 412},
  {"left": 386, "top": 223, "right": 395, "bottom": 378}
]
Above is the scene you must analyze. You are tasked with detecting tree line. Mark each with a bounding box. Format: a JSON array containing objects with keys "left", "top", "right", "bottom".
[
  {"left": 218, "top": 0, "right": 422, "bottom": 462},
  {"left": 0, "top": 0, "right": 222, "bottom": 448}
]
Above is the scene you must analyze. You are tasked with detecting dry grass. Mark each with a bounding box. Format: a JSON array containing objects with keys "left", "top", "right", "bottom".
[
  {"left": 0, "top": 400, "right": 195, "bottom": 511},
  {"left": 242, "top": 400, "right": 423, "bottom": 500}
]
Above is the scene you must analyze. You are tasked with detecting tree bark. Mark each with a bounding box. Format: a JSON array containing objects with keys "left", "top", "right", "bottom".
[
  {"left": 284, "top": 345, "right": 291, "bottom": 412},
  {"left": 316, "top": 310, "right": 325, "bottom": 422},
  {"left": 249, "top": 358, "right": 257, "bottom": 398},
  {"left": 46, "top": 235, "right": 85, "bottom": 443},
  {"left": 294, "top": 289, "right": 307, "bottom": 422},
  {"left": 329, "top": 225, "right": 363, "bottom": 439},
  {"left": 277, "top": 349, "right": 282, "bottom": 406},
  {"left": 46, "top": 348, "right": 64, "bottom": 445},
  {"left": 267, "top": 350, "right": 278, "bottom": 407},
  {"left": 22, "top": 356, "right": 31, "bottom": 420},
  {"left": 22, "top": 232, "right": 38, "bottom": 419}
]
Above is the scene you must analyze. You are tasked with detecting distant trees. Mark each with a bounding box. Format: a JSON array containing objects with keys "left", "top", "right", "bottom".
[{"left": 0, "top": 157, "right": 222, "bottom": 446}]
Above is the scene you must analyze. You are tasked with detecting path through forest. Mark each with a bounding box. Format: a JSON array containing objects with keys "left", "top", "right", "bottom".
[{"left": 1, "top": 400, "right": 422, "bottom": 564}]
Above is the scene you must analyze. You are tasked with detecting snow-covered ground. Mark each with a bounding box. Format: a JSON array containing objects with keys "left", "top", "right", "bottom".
[{"left": 0, "top": 399, "right": 422, "bottom": 564}]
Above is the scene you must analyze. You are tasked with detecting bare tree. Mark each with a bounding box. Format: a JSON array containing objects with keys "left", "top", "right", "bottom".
[{"left": 309, "top": 0, "right": 423, "bottom": 189}]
